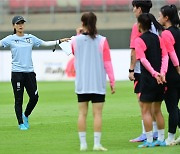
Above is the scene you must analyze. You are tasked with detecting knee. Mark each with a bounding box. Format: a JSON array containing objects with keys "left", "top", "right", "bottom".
[
  {"left": 93, "top": 110, "right": 102, "bottom": 118},
  {"left": 79, "top": 109, "right": 88, "bottom": 119},
  {"left": 153, "top": 108, "right": 162, "bottom": 118},
  {"left": 153, "top": 108, "right": 159, "bottom": 115},
  {"left": 79, "top": 111, "right": 88, "bottom": 118},
  {"left": 30, "top": 94, "right": 39, "bottom": 103}
]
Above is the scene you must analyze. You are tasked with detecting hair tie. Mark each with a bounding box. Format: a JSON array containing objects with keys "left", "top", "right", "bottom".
[{"left": 170, "top": 5, "right": 174, "bottom": 9}]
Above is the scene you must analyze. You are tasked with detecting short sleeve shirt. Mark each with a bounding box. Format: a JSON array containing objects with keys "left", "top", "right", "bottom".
[{"left": 0, "top": 34, "right": 43, "bottom": 72}]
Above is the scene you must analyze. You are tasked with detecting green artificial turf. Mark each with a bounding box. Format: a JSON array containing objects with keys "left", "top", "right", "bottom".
[{"left": 0, "top": 81, "right": 179, "bottom": 154}]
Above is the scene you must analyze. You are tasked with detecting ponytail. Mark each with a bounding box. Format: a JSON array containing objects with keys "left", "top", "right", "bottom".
[
  {"left": 170, "top": 4, "right": 180, "bottom": 27},
  {"left": 138, "top": 13, "right": 164, "bottom": 34},
  {"left": 147, "top": 13, "right": 164, "bottom": 34},
  {"left": 81, "top": 12, "right": 97, "bottom": 39},
  {"left": 13, "top": 28, "right": 16, "bottom": 34}
]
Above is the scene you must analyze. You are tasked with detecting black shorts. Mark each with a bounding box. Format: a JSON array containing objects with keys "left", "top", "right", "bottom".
[
  {"left": 140, "top": 75, "right": 165, "bottom": 102},
  {"left": 77, "top": 94, "right": 105, "bottom": 103},
  {"left": 134, "top": 73, "right": 141, "bottom": 93}
]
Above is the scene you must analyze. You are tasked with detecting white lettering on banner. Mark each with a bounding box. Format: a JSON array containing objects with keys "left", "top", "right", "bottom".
[
  {"left": 44, "top": 63, "right": 65, "bottom": 77},
  {"left": 0, "top": 49, "right": 130, "bottom": 81}
]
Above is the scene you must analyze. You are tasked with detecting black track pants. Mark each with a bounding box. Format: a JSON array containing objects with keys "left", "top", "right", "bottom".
[
  {"left": 165, "top": 86, "right": 180, "bottom": 134},
  {"left": 11, "top": 72, "right": 39, "bottom": 125}
]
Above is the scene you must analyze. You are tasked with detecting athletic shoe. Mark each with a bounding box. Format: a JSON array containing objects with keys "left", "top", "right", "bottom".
[
  {"left": 93, "top": 145, "right": 108, "bottom": 151},
  {"left": 153, "top": 132, "right": 158, "bottom": 140},
  {"left": 19, "top": 124, "right": 28, "bottom": 130},
  {"left": 171, "top": 136, "right": 180, "bottom": 145},
  {"left": 129, "top": 134, "right": 146, "bottom": 142},
  {"left": 80, "top": 144, "right": 87, "bottom": 151},
  {"left": 152, "top": 140, "right": 166, "bottom": 147},
  {"left": 138, "top": 141, "right": 154, "bottom": 148},
  {"left": 165, "top": 138, "right": 175, "bottom": 146},
  {"left": 22, "top": 113, "right": 29, "bottom": 128}
]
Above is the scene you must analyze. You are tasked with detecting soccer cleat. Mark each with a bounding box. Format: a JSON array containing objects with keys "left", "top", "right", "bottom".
[
  {"left": 152, "top": 140, "right": 166, "bottom": 147},
  {"left": 138, "top": 141, "right": 154, "bottom": 148},
  {"left": 22, "top": 113, "right": 29, "bottom": 128},
  {"left": 153, "top": 132, "right": 158, "bottom": 140},
  {"left": 80, "top": 144, "right": 87, "bottom": 151},
  {"left": 129, "top": 134, "right": 146, "bottom": 142},
  {"left": 19, "top": 124, "right": 28, "bottom": 130},
  {"left": 93, "top": 145, "right": 108, "bottom": 151},
  {"left": 165, "top": 138, "right": 176, "bottom": 146}
]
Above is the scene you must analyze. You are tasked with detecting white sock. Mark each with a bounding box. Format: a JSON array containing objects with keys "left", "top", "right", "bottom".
[
  {"left": 153, "top": 121, "right": 158, "bottom": 133},
  {"left": 167, "top": 132, "right": 175, "bottom": 141},
  {"left": 157, "top": 129, "right": 165, "bottom": 142},
  {"left": 94, "top": 132, "right": 101, "bottom": 147},
  {"left": 79, "top": 132, "right": 87, "bottom": 146},
  {"left": 146, "top": 131, "right": 153, "bottom": 143},
  {"left": 141, "top": 120, "right": 146, "bottom": 134}
]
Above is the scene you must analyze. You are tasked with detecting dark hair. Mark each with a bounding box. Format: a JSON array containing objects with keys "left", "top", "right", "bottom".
[
  {"left": 13, "top": 28, "right": 16, "bottom": 34},
  {"left": 138, "top": 13, "right": 164, "bottom": 34},
  {"left": 13, "top": 21, "right": 16, "bottom": 34},
  {"left": 160, "top": 5, "right": 180, "bottom": 28},
  {"left": 132, "top": 0, "right": 152, "bottom": 13},
  {"left": 81, "top": 12, "right": 97, "bottom": 39}
]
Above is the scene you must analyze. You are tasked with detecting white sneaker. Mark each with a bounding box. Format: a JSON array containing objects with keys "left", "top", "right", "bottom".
[
  {"left": 80, "top": 145, "right": 87, "bottom": 151},
  {"left": 165, "top": 138, "right": 176, "bottom": 146},
  {"left": 173, "top": 136, "right": 180, "bottom": 145},
  {"left": 93, "top": 145, "right": 108, "bottom": 151}
]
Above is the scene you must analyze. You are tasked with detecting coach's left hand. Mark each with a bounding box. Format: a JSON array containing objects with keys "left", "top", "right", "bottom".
[{"left": 60, "top": 38, "right": 71, "bottom": 43}]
